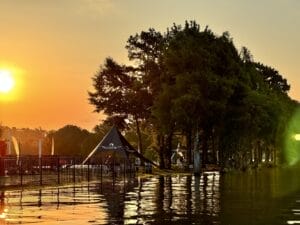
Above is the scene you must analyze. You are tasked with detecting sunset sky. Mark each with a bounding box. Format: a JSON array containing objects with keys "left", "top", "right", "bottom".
[{"left": 0, "top": 0, "right": 299, "bottom": 131}]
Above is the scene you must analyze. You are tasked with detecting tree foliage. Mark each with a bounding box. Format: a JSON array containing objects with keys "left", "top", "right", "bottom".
[
  {"left": 52, "top": 125, "right": 90, "bottom": 156},
  {"left": 89, "top": 20, "right": 298, "bottom": 170}
]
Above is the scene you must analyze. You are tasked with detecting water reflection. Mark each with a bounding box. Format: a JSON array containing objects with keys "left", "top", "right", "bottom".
[
  {"left": 1, "top": 169, "right": 300, "bottom": 224},
  {"left": 0, "top": 185, "right": 109, "bottom": 224},
  {"left": 0, "top": 191, "right": 6, "bottom": 220},
  {"left": 123, "top": 172, "right": 220, "bottom": 224},
  {"left": 219, "top": 167, "right": 300, "bottom": 225},
  {"left": 0, "top": 173, "right": 221, "bottom": 225}
]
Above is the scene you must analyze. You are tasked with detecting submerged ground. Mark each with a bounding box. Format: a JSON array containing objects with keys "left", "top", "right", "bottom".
[{"left": 1, "top": 167, "right": 300, "bottom": 224}]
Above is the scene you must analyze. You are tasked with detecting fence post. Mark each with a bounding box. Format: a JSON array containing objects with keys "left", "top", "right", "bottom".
[
  {"left": 87, "top": 159, "right": 90, "bottom": 182},
  {"left": 39, "top": 156, "right": 42, "bottom": 186},
  {"left": 72, "top": 157, "right": 76, "bottom": 183},
  {"left": 123, "top": 158, "right": 126, "bottom": 184},
  {"left": 0, "top": 158, "right": 5, "bottom": 177},
  {"left": 112, "top": 153, "right": 116, "bottom": 191},
  {"left": 100, "top": 157, "right": 103, "bottom": 185},
  {"left": 57, "top": 156, "right": 60, "bottom": 185},
  {"left": 20, "top": 157, "right": 23, "bottom": 187}
]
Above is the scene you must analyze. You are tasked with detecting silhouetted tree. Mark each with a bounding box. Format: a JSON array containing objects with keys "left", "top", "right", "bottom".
[
  {"left": 89, "top": 20, "right": 296, "bottom": 170},
  {"left": 89, "top": 58, "right": 152, "bottom": 155},
  {"left": 53, "top": 125, "right": 90, "bottom": 156}
]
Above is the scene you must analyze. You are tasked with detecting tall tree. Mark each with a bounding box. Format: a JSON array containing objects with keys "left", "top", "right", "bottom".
[
  {"left": 126, "top": 28, "right": 168, "bottom": 166},
  {"left": 88, "top": 58, "right": 152, "bottom": 154},
  {"left": 158, "top": 22, "right": 241, "bottom": 167},
  {"left": 89, "top": 20, "right": 296, "bottom": 170}
]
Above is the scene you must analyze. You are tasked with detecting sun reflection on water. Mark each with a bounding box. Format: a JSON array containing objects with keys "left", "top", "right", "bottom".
[
  {"left": 0, "top": 173, "right": 222, "bottom": 224},
  {"left": 0, "top": 185, "right": 109, "bottom": 224},
  {"left": 0, "top": 171, "right": 300, "bottom": 224}
]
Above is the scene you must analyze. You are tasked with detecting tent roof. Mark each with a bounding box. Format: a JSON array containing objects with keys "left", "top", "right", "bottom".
[
  {"left": 82, "top": 126, "right": 156, "bottom": 166},
  {"left": 99, "top": 126, "right": 136, "bottom": 152}
]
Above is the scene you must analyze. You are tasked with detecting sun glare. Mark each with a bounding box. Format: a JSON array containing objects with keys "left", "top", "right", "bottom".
[
  {"left": 294, "top": 134, "right": 300, "bottom": 141},
  {"left": 0, "top": 70, "right": 14, "bottom": 93}
]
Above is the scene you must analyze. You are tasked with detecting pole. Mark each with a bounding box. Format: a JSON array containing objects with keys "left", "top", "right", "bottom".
[
  {"left": 72, "top": 157, "right": 76, "bottom": 183},
  {"left": 100, "top": 156, "right": 103, "bottom": 192},
  {"left": 123, "top": 158, "right": 126, "bottom": 186},
  {"left": 100, "top": 157, "right": 103, "bottom": 184},
  {"left": 194, "top": 129, "right": 201, "bottom": 176},
  {"left": 20, "top": 158, "right": 23, "bottom": 187},
  {"left": 38, "top": 139, "right": 43, "bottom": 186},
  {"left": 112, "top": 153, "right": 115, "bottom": 191},
  {"left": 39, "top": 156, "right": 43, "bottom": 186},
  {"left": 57, "top": 156, "right": 60, "bottom": 185},
  {"left": 38, "top": 139, "right": 42, "bottom": 159},
  {"left": 87, "top": 159, "right": 90, "bottom": 182}
]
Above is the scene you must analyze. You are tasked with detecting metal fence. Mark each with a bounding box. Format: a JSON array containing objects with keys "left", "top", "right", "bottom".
[{"left": 0, "top": 155, "right": 136, "bottom": 188}]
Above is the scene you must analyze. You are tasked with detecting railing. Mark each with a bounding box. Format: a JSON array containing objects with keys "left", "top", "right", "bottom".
[{"left": 0, "top": 155, "right": 136, "bottom": 188}]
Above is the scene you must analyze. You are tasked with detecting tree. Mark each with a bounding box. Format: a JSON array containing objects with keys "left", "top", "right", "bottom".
[
  {"left": 89, "top": 58, "right": 152, "bottom": 155},
  {"left": 253, "top": 62, "right": 290, "bottom": 93},
  {"left": 126, "top": 28, "right": 165, "bottom": 96},
  {"left": 158, "top": 22, "right": 241, "bottom": 168},
  {"left": 126, "top": 28, "right": 167, "bottom": 166},
  {"left": 89, "top": 20, "right": 296, "bottom": 171},
  {"left": 53, "top": 125, "right": 90, "bottom": 156}
]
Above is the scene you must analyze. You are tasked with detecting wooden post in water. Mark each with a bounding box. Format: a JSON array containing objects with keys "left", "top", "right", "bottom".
[
  {"left": 38, "top": 189, "right": 42, "bottom": 207},
  {"left": 56, "top": 188, "right": 60, "bottom": 209}
]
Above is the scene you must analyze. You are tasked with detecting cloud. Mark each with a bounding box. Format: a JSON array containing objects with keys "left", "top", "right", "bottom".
[{"left": 78, "top": 0, "right": 118, "bottom": 17}]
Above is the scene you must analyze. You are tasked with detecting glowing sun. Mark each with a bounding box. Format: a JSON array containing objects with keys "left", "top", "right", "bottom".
[{"left": 0, "top": 70, "right": 14, "bottom": 93}]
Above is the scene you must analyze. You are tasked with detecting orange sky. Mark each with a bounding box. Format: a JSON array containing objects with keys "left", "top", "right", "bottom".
[{"left": 0, "top": 0, "right": 299, "bottom": 131}]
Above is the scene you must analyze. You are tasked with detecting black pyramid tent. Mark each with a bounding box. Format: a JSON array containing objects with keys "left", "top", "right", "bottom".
[{"left": 82, "top": 126, "right": 156, "bottom": 166}]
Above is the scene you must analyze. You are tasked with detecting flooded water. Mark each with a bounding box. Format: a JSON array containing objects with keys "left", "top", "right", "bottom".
[{"left": 1, "top": 168, "right": 300, "bottom": 224}]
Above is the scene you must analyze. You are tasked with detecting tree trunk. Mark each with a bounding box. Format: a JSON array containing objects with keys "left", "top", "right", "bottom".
[
  {"left": 254, "top": 141, "right": 258, "bottom": 167},
  {"left": 165, "top": 132, "right": 173, "bottom": 169},
  {"left": 273, "top": 146, "right": 277, "bottom": 166},
  {"left": 135, "top": 116, "right": 143, "bottom": 154},
  {"left": 265, "top": 145, "right": 270, "bottom": 164},
  {"left": 186, "top": 129, "right": 192, "bottom": 166},
  {"left": 258, "top": 141, "right": 262, "bottom": 164},
  {"left": 201, "top": 130, "right": 208, "bottom": 168},
  {"left": 211, "top": 130, "right": 217, "bottom": 164},
  {"left": 158, "top": 134, "right": 165, "bottom": 169},
  {"left": 194, "top": 130, "right": 201, "bottom": 176},
  {"left": 219, "top": 139, "right": 225, "bottom": 170}
]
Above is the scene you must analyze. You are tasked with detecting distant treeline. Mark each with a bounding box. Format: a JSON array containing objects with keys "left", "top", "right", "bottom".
[{"left": 0, "top": 124, "right": 146, "bottom": 160}]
